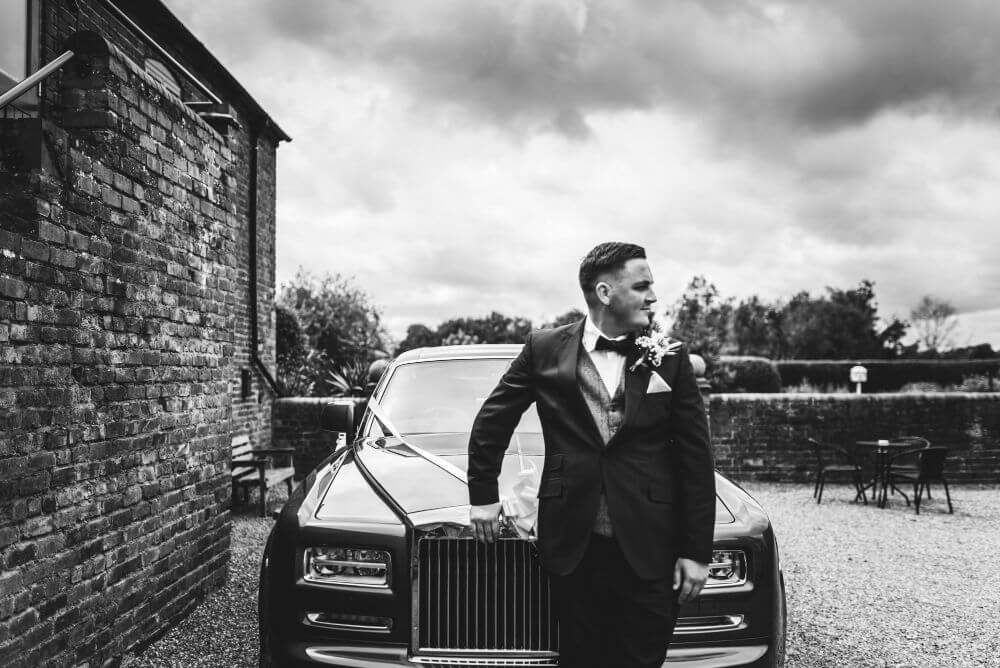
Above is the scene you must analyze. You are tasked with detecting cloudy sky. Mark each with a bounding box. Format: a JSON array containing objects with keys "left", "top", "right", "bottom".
[{"left": 163, "top": 0, "right": 1000, "bottom": 347}]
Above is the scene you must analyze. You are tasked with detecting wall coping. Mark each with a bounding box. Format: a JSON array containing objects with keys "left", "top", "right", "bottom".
[{"left": 714, "top": 392, "right": 1000, "bottom": 402}]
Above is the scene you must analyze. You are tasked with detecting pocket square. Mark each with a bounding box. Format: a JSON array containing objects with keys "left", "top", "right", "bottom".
[{"left": 646, "top": 374, "right": 672, "bottom": 394}]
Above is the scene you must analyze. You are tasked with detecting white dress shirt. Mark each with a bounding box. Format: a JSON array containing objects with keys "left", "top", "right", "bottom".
[{"left": 582, "top": 317, "right": 628, "bottom": 396}]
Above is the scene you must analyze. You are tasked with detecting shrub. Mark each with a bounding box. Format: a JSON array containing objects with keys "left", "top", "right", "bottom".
[
  {"left": 777, "top": 360, "right": 1000, "bottom": 392},
  {"left": 715, "top": 356, "right": 783, "bottom": 393}
]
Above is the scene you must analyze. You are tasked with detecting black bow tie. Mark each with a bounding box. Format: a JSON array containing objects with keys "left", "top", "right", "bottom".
[{"left": 594, "top": 335, "right": 633, "bottom": 356}]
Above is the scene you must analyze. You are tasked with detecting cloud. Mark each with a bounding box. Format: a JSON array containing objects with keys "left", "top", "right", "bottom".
[
  {"left": 163, "top": 0, "right": 1000, "bottom": 346},
  {"left": 217, "top": 0, "right": 1000, "bottom": 141}
]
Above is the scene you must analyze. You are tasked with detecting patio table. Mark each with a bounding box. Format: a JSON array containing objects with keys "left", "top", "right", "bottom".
[{"left": 856, "top": 440, "right": 915, "bottom": 508}]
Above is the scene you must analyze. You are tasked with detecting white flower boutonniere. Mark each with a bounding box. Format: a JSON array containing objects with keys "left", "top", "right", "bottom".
[{"left": 630, "top": 320, "right": 683, "bottom": 372}]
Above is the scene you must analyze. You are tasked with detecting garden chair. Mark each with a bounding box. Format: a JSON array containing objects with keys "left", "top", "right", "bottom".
[
  {"left": 808, "top": 438, "right": 867, "bottom": 504},
  {"left": 887, "top": 436, "right": 931, "bottom": 500},
  {"left": 887, "top": 446, "right": 953, "bottom": 515}
]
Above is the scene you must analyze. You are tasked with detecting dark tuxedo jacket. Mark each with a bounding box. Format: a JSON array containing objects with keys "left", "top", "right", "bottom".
[{"left": 467, "top": 319, "right": 716, "bottom": 579}]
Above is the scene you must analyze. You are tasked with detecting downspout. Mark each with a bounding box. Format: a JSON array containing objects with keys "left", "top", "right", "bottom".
[{"left": 249, "top": 123, "right": 281, "bottom": 396}]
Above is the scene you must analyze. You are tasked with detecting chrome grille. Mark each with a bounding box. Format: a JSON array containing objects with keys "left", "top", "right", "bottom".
[{"left": 417, "top": 538, "right": 558, "bottom": 652}]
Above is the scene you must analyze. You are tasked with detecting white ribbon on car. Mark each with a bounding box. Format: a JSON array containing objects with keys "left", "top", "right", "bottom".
[{"left": 365, "top": 396, "right": 539, "bottom": 540}]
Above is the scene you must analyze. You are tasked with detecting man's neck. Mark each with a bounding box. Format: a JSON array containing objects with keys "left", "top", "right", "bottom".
[{"left": 588, "top": 310, "right": 631, "bottom": 339}]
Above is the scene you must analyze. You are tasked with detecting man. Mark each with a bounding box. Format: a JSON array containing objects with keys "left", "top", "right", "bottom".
[{"left": 467, "top": 242, "right": 716, "bottom": 668}]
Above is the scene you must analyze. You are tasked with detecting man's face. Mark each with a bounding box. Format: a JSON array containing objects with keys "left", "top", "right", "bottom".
[{"left": 597, "top": 258, "right": 657, "bottom": 333}]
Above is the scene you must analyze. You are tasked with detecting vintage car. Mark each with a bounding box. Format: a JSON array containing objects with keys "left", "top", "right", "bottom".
[{"left": 259, "top": 345, "right": 787, "bottom": 667}]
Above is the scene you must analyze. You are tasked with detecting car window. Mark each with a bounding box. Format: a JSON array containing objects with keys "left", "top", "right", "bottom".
[{"left": 376, "top": 358, "right": 542, "bottom": 436}]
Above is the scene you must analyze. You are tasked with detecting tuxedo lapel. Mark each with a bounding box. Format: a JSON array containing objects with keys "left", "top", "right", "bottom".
[{"left": 555, "top": 320, "right": 604, "bottom": 449}]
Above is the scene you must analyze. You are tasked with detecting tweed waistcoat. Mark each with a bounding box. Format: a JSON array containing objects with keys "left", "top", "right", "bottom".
[{"left": 577, "top": 347, "right": 625, "bottom": 536}]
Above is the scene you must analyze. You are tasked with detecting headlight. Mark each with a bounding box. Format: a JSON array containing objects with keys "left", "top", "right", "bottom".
[
  {"left": 705, "top": 549, "right": 747, "bottom": 588},
  {"left": 303, "top": 547, "right": 391, "bottom": 588}
]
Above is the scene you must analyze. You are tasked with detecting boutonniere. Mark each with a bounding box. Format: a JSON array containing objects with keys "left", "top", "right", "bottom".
[{"left": 630, "top": 320, "right": 683, "bottom": 372}]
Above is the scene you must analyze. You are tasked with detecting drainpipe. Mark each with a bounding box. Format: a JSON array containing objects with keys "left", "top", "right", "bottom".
[{"left": 248, "top": 123, "right": 280, "bottom": 396}]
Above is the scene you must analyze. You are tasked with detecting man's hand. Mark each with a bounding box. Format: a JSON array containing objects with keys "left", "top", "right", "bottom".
[
  {"left": 673, "top": 558, "right": 708, "bottom": 605},
  {"left": 470, "top": 502, "right": 502, "bottom": 543}
]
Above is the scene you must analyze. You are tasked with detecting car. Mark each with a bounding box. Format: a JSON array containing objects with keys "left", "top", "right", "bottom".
[{"left": 259, "top": 344, "right": 787, "bottom": 667}]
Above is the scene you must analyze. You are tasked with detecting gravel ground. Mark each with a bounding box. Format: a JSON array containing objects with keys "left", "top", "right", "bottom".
[{"left": 124, "top": 483, "right": 1000, "bottom": 668}]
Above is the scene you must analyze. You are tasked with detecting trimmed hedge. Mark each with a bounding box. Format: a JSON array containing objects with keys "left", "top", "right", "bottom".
[
  {"left": 716, "top": 356, "right": 783, "bottom": 393},
  {"left": 777, "top": 359, "right": 1000, "bottom": 392}
]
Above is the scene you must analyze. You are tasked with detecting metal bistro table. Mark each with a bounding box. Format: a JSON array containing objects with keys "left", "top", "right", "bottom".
[{"left": 856, "top": 440, "right": 915, "bottom": 508}]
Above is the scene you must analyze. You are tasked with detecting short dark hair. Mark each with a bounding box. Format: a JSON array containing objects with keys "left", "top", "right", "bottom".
[{"left": 578, "top": 242, "right": 646, "bottom": 295}]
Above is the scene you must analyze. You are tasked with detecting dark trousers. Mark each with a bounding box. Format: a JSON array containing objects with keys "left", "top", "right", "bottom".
[{"left": 551, "top": 533, "right": 679, "bottom": 668}]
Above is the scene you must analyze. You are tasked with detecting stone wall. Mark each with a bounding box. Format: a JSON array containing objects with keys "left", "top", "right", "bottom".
[
  {"left": 0, "top": 12, "right": 281, "bottom": 667},
  {"left": 710, "top": 393, "right": 1000, "bottom": 483}
]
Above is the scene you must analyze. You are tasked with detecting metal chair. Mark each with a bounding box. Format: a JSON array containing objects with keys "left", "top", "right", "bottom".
[
  {"left": 888, "top": 446, "right": 953, "bottom": 515},
  {"left": 887, "top": 436, "right": 931, "bottom": 502},
  {"left": 809, "top": 438, "right": 867, "bottom": 504}
]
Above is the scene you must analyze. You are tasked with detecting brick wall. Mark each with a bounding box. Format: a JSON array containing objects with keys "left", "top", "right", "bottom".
[
  {"left": 0, "top": 12, "right": 280, "bottom": 667},
  {"left": 273, "top": 398, "right": 358, "bottom": 478},
  {"left": 710, "top": 393, "right": 1000, "bottom": 483}
]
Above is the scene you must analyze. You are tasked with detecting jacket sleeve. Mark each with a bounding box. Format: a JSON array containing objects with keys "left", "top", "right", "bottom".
[
  {"left": 667, "top": 347, "right": 716, "bottom": 564},
  {"left": 467, "top": 333, "right": 537, "bottom": 506}
]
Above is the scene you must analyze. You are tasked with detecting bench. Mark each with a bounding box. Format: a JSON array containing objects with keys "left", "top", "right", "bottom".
[{"left": 231, "top": 435, "right": 296, "bottom": 516}]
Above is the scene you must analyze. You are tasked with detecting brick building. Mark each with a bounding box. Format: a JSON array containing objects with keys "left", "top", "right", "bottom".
[{"left": 0, "top": 1, "right": 288, "bottom": 665}]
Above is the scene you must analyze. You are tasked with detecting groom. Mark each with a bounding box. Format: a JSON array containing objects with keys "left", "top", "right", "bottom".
[{"left": 467, "top": 242, "right": 716, "bottom": 668}]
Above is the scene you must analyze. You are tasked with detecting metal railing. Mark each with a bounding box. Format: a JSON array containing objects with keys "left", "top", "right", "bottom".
[{"left": 0, "top": 50, "right": 74, "bottom": 112}]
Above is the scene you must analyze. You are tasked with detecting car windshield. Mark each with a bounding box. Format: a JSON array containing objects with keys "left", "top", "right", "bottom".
[{"left": 375, "top": 357, "right": 542, "bottom": 438}]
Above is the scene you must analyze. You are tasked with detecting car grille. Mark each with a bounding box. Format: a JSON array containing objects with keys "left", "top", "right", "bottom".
[{"left": 417, "top": 538, "right": 558, "bottom": 653}]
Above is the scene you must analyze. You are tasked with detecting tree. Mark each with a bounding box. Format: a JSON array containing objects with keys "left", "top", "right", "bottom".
[
  {"left": 541, "top": 308, "right": 586, "bottom": 329},
  {"left": 667, "top": 276, "right": 733, "bottom": 360},
  {"left": 275, "top": 304, "right": 321, "bottom": 395},
  {"left": 436, "top": 312, "right": 533, "bottom": 345},
  {"left": 910, "top": 295, "right": 959, "bottom": 353},
  {"left": 781, "top": 280, "right": 907, "bottom": 359},
  {"left": 277, "top": 269, "right": 389, "bottom": 370},
  {"left": 732, "top": 295, "right": 780, "bottom": 357},
  {"left": 395, "top": 323, "right": 440, "bottom": 355}
]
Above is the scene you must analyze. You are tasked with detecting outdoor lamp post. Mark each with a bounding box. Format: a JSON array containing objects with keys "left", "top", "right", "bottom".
[{"left": 849, "top": 364, "right": 868, "bottom": 394}]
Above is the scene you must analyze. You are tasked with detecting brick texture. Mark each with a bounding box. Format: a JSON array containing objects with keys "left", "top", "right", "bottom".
[
  {"left": 273, "top": 398, "right": 358, "bottom": 478},
  {"left": 0, "top": 3, "right": 281, "bottom": 666},
  {"left": 709, "top": 393, "right": 1000, "bottom": 483}
]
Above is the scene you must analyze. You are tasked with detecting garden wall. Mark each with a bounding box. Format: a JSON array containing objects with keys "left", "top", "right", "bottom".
[
  {"left": 273, "top": 398, "right": 359, "bottom": 478},
  {"left": 710, "top": 393, "right": 1000, "bottom": 483}
]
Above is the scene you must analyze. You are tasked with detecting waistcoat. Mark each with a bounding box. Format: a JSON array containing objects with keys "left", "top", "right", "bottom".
[{"left": 577, "top": 347, "right": 625, "bottom": 536}]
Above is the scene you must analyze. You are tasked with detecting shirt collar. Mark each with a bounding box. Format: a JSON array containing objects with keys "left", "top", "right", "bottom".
[{"left": 582, "top": 316, "right": 628, "bottom": 353}]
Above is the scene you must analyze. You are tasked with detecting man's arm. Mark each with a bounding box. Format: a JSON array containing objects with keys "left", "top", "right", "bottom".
[
  {"left": 667, "top": 347, "right": 716, "bottom": 565},
  {"left": 467, "top": 333, "right": 537, "bottom": 541},
  {"left": 468, "top": 333, "right": 537, "bottom": 504}
]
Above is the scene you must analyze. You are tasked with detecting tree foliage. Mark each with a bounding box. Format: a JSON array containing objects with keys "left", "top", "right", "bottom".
[
  {"left": 541, "top": 308, "right": 586, "bottom": 329},
  {"left": 277, "top": 269, "right": 389, "bottom": 369},
  {"left": 437, "top": 312, "right": 533, "bottom": 345},
  {"left": 396, "top": 324, "right": 439, "bottom": 355},
  {"left": 667, "top": 276, "right": 733, "bottom": 361},
  {"left": 780, "top": 281, "right": 907, "bottom": 359},
  {"left": 395, "top": 312, "right": 534, "bottom": 353},
  {"left": 909, "top": 295, "right": 959, "bottom": 353}
]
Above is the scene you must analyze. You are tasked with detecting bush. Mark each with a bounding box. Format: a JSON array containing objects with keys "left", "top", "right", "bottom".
[
  {"left": 776, "top": 360, "right": 1000, "bottom": 392},
  {"left": 715, "top": 356, "right": 783, "bottom": 393}
]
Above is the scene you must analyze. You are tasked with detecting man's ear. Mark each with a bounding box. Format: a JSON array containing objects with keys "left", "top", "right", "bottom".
[{"left": 595, "top": 281, "right": 612, "bottom": 305}]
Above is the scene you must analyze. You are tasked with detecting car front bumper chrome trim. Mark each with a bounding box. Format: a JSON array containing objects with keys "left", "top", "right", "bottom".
[{"left": 296, "top": 643, "right": 769, "bottom": 667}]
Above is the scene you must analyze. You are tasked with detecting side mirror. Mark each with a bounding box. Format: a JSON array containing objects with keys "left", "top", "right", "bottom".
[{"left": 321, "top": 401, "right": 354, "bottom": 440}]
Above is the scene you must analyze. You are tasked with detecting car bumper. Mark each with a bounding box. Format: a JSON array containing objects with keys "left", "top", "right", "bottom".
[{"left": 281, "top": 642, "right": 771, "bottom": 667}]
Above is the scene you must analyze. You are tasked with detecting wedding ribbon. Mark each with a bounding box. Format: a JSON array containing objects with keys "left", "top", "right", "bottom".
[
  {"left": 364, "top": 397, "right": 539, "bottom": 540},
  {"left": 365, "top": 397, "right": 468, "bottom": 484}
]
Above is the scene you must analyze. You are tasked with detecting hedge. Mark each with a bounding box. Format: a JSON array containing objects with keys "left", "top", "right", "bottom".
[
  {"left": 776, "top": 359, "right": 1000, "bottom": 392},
  {"left": 716, "top": 356, "right": 783, "bottom": 393}
]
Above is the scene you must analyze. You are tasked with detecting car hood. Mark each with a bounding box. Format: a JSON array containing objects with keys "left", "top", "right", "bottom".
[{"left": 318, "top": 434, "right": 741, "bottom": 527}]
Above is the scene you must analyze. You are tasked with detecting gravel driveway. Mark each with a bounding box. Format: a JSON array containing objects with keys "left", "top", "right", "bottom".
[{"left": 124, "top": 483, "right": 1000, "bottom": 667}]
